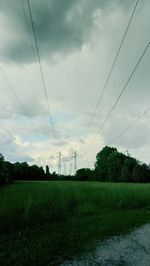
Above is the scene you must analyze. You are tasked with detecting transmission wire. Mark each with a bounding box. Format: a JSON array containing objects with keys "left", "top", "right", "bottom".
[
  {"left": 109, "top": 105, "right": 150, "bottom": 145},
  {"left": 86, "top": 0, "right": 140, "bottom": 131},
  {"left": 0, "top": 66, "right": 28, "bottom": 117},
  {"left": 26, "top": 0, "right": 56, "bottom": 141},
  {"left": 81, "top": 41, "right": 150, "bottom": 158},
  {"left": 0, "top": 125, "right": 17, "bottom": 141},
  {"left": 20, "top": 0, "right": 36, "bottom": 60}
]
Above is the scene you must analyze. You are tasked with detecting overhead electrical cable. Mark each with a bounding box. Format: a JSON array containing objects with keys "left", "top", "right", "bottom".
[
  {"left": 0, "top": 125, "right": 17, "bottom": 141},
  {"left": 20, "top": 0, "right": 36, "bottom": 59},
  {"left": 0, "top": 66, "right": 28, "bottom": 117},
  {"left": 109, "top": 105, "right": 150, "bottom": 145},
  {"left": 86, "top": 0, "right": 140, "bottom": 131},
  {"left": 81, "top": 41, "right": 150, "bottom": 158},
  {"left": 0, "top": 125, "right": 30, "bottom": 156},
  {"left": 26, "top": 0, "right": 56, "bottom": 141},
  {"left": 97, "top": 42, "right": 150, "bottom": 134}
]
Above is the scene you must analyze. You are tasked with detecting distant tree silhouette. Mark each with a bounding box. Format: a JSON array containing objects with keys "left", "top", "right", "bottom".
[
  {"left": 0, "top": 146, "right": 150, "bottom": 184},
  {"left": 76, "top": 168, "right": 95, "bottom": 181},
  {"left": 46, "top": 165, "right": 50, "bottom": 178}
]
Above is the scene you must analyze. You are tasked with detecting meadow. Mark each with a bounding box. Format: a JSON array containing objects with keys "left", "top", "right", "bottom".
[{"left": 0, "top": 181, "right": 150, "bottom": 265}]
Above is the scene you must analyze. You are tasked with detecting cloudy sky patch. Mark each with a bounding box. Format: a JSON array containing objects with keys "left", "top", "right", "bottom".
[{"left": 0, "top": 0, "right": 150, "bottom": 172}]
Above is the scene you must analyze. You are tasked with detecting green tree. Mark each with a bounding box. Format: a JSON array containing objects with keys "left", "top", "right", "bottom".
[
  {"left": 107, "top": 151, "right": 126, "bottom": 182},
  {"left": 132, "top": 164, "right": 141, "bottom": 182},
  {"left": 139, "top": 163, "right": 150, "bottom": 183},
  {"left": 46, "top": 165, "right": 50, "bottom": 178},
  {"left": 76, "top": 168, "right": 94, "bottom": 181},
  {"left": 95, "top": 146, "right": 117, "bottom": 180},
  {"left": 121, "top": 157, "right": 137, "bottom": 182}
]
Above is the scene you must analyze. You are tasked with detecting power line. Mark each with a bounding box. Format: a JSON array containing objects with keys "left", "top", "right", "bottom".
[
  {"left": 86, "top": 0, "right": 140, "bottom": 131},
  {"left": 26, "top": 0, "right": 56, "bottom": 141},
  {"left": 98, "top": 42, "right": 150, "bottom": 133},
  {"left": 20, "top": 0, "right": 36, "bottom": 60},
  {"left": 0, "top": 125, "right": 30, "bottom": 155},
  {"left": 0, "top": 66, "right": 28, "bottom": 117},
  {"left": 81, "top": 41, "right": 150, "bottom": 158},
  {"left": 109, "top": 105, "right": 150, "bottom": 145},
  {"left": 0, "top": 125, "right": 17, "bottom": 141}
]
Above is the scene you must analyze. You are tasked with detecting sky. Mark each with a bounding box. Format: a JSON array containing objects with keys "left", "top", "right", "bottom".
[{"left": 0, "top": 0, "right": 150, "bottom": 174}]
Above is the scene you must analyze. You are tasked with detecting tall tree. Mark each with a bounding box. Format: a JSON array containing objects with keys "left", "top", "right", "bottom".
[
  {"left": 46, "top": 165, "right": 50, "bottom": 178},
  {"left": 121, "top": 157, "right": 137, "bottom": 182},
  {"left": 107, "top": 151, "right": 126, "bottom": 182},
  {"left": 95, "top": 146, "right": 117, "bottom": 180}
]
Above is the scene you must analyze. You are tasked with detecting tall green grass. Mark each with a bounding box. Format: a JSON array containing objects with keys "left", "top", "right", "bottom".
[
  {"left": 0, "top": 181, "right": 150, "bottom": 232},
  {"left": 1, "top": 182, "right": 150, "bottom": 265}
]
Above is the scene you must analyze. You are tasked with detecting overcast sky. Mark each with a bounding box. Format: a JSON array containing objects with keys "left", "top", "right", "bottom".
[{"left": 0, "top": 0, "right": 150, "bottom": 173}]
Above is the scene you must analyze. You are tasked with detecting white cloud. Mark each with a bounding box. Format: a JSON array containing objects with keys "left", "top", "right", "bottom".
[{"left": 0, "top": 0, "right": 150, "bottom": 171}]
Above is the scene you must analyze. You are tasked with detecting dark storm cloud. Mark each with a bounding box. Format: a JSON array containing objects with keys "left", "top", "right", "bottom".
[{"left": 0, "top": 0, "right": 131, "bottom": 63}]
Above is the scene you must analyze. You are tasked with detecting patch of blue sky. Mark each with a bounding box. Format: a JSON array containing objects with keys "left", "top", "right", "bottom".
[
  {"left": 48, "top": 112, "right": 76, "bottom": 125},
  {"left": 11, "top": 114, "right": 29, "bottom": 123},
  {"left": 26, "top": 133, "right": 49, "bottom": 143},
  {"left": 47, "top": 112, "right": 86, "bottom": 138}
]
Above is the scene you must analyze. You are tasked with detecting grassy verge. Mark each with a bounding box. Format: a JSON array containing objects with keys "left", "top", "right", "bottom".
[{"left": 0, "top": 181, "right": 150, "bottom": 265}]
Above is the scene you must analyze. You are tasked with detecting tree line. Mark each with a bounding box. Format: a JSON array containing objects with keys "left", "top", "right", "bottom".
[
  {"left": 0, "top": 154, "right": 71, "bottom": 185},
  {"left": 76, "top": 146, "right": 150, "bottom": 182},
  {"left": 0, "top": 146, "right": 150, "bottom": 185}
]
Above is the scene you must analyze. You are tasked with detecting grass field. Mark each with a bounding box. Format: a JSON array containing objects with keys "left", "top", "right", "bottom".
[{"left": 0, "top": 181, "right": 150, "bottom": 265}]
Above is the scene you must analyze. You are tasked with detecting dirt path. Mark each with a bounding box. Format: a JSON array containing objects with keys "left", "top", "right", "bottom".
[{"left": 62, "top": 224, "right": 150, "bottom": 266}]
